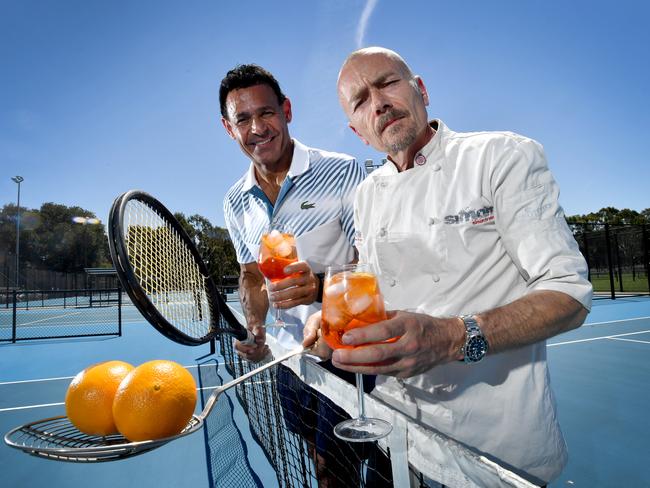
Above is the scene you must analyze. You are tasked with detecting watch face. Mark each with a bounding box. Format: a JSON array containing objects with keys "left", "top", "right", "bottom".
[{"left": 466, "top": 336, "right": 488, "bottom": 362}]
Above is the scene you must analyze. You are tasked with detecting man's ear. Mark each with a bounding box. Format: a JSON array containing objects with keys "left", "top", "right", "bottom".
[
  {"left": 221, "top": 116, "right": 236, "bottom": 140},
  {"left": 349, "top": 124, "right": 369, "bottom": 145},
  {"left": 283, "top": 97, "right": 292, "bottom": 124},
  {"left": 415, "top": 76, "right": 430, "bottom": 107}
]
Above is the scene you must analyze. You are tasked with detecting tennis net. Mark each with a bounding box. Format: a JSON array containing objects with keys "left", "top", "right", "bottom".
[{"left": 217, "top": 307, "right": 538, "bottom": 488}]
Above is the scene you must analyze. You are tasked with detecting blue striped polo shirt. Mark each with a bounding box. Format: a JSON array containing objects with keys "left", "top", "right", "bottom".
[
  {"left": 223, "top": 139, "right": 366, "bottom": 347},
  {"left": 224, "top": 138, "right": 365, "bottom": 268}
]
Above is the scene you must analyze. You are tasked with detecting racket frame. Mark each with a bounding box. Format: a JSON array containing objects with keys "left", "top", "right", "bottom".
[{"left": 108, "top": 190, "right": 249, "bottom": 345}]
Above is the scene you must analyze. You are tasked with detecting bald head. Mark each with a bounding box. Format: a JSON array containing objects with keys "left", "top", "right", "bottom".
[
  {"left": 336, "top": 47, "right": 430, "bottom": 158},
  {"left": 338, "top": 47, "right": 414, "bottom": 88}
]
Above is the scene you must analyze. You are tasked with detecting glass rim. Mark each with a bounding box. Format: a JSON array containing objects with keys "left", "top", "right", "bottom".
[
  {"left": 263, "top": 222, "right": 293, "bottom": 234},
  {"left": 325, "top": 262, "right": 372, "bottom": 275}
]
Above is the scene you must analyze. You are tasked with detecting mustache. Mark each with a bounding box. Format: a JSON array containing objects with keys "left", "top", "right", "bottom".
[{"left": 377, "top": 109, "right": 409, "bottom": 132}]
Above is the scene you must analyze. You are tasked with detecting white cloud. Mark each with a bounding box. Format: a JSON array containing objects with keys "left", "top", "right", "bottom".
[{"left": 355, "top": 0, "right": 378, "bottom": 48}]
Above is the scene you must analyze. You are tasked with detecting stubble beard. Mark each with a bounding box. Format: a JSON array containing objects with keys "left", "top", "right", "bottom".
[{"left": 385, "top": 124, "right": 418, "bottom": 154}]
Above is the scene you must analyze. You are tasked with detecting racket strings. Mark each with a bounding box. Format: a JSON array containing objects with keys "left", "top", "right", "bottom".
[{"left": 123, "top": 200, "right": 214, "bottom": 339}]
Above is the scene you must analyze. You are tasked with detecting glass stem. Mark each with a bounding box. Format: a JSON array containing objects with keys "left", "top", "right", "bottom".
[{"left": 356, "top": 372, "right": 366, "bottom": 422}]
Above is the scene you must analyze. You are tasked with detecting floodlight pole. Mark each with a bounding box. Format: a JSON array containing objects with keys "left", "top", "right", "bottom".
[{"left": 11, "top": 176, "right": 24, "bottom": 289}]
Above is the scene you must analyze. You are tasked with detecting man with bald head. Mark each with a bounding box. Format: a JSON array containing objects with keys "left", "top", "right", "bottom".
[{"left": 304, "top": 47, "right": 592, "bottom": 485}]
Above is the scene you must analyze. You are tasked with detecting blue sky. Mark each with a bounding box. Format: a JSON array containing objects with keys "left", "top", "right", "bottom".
[{"left": 1, "top": 0, "right": 648, "bottom": 228}]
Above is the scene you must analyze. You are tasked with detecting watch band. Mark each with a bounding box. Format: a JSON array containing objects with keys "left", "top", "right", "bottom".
[
  {"left": 459, "top": 314, "right": 488, "bottom": 363},
  {"left": 461, "top": 314, "right": 481, "bottom": 336}
]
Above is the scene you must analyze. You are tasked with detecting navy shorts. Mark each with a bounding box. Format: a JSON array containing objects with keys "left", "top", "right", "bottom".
[{"left": 276, "top": 360, "right": 375, "bottom": 460}]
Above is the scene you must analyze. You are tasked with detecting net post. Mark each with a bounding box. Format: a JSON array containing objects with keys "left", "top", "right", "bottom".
[
  {"left": 581, "top": 222, "right": 591, "bottom": 282},
  {"left": 604, "top": 223, "right": 616, "bottom": 299},
  {"left": 12, "top": 289, "right": 17, "bottom": 343},
  {"left": 643, "top": 223, "right": 650, "bottom": 296},
  {"left": 613, "top": 232, "right": 623, "bottom": 293},
  {"left": 117, "top": 285, "right": 122, "bottom": 337}
]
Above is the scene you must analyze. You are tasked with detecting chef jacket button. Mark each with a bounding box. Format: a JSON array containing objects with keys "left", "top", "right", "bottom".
[
  {"left": 432, "top": 164, "right": 441, "bottom": 172},
  {"left": 379, "top": 228, "right": 387, "bottom": 237},
  {"left": 379, "top": 181, "right": 389, "bottom": 188},
  {"left": 389, "top": 279, "right": 397, "bottom": 287},
  {"left": 432, "top": 274, "right": 440, "bottom": 283}
]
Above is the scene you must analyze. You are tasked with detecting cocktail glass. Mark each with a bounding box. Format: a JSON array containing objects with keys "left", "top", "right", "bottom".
[
  {"left": 321, "top": 263, "right": 393, "bottom": 441},
  {"left": 258, "top": 224, "right": 298, "bottom": 327}
]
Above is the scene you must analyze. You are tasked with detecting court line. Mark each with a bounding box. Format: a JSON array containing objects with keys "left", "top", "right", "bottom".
[
  {"left": 548, "top": 329, "right": 650, "bottom": 347},
  {"left": 15, "top": 310, "right": 87, "bottom": 327},
  {"left": 0, "top": 363, "right": 225, "bottom": 386},
  {"left": 583, "top": 316, "right": 650, "bottom": 327},
  {"left": 0, "top": 402, "right": 64, "bottom": 412},
  {"left": 0, "top": 375, "right": 78, "bottom": 386},
  {"left": 0, "top": 380, "right": 272, "bottom": 412},
  {"left": 608, "top": 337, "right": 650, "bottom": 345}
]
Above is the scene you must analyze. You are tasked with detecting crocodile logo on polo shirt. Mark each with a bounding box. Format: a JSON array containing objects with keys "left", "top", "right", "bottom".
[{"left": 300, "top": 201, "right": 316, "bottom": 210}]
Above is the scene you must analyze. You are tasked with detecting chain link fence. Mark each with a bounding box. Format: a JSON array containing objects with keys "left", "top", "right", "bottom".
[
  {"left": 0, "top": 288, "right": 122, "bottom": 342},
  {"left": 569, "top": 222, "right": 650, "bottom": 299}
]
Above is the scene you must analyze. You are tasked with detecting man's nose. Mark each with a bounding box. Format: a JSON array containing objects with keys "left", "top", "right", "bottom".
[
  {"left": 251, "top": 116, "right": 268, "bottom": 135},
  {"left": 370, "top": 89, "right": 391, "bottom": 115}
]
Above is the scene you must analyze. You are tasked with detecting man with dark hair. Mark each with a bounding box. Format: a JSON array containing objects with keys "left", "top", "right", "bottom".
[
  {"left": 219, "top": 64, "right": 286, "bottom": 120},
  {"left": 220, "top": 64, "right": 388, "bottom": 487},
  {"left": 304, "top": 47, "right": 592, "bottom": 486}
]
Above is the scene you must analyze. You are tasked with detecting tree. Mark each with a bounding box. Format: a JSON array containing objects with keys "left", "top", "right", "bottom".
[
  {"left": 174, "top": 212, "right": 239, "bottom": 285},
  {"left": 0, "top": 202, "right": 108, "bottom": 288},
  {"left": 566, "top": 207, "right": 649, "bottom": 225}
]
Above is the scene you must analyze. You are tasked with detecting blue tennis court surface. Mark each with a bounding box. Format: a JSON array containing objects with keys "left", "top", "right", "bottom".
[
  {"left": 1, "top": 298, "right": 649, "bottom": 487},
  {"left": 0, "top": 303, "right": 277, "bottom": 488},
  {"left": 547, "top": 296, "right": 650, "bottom": 487}
]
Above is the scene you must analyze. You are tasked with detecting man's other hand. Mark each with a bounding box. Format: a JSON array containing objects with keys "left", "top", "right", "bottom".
[
  {"left": 302, "top": 311, "right": 332, "bottom": 360},
  {"left": 267, "top": 261, "right": 320, "bottom": 308}
]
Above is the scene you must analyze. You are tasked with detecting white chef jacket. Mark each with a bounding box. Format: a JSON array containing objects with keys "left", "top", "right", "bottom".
[{"left": 354, "top": 120, "right": 592, "bottom": 484}]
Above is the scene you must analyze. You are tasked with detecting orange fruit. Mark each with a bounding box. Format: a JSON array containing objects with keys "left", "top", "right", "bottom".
[
  {"left": 65, "top": 360, "right": 135, "bottom": 436},
  {"left": 112, "top": 360, "right": 197, "bottom": 442}
]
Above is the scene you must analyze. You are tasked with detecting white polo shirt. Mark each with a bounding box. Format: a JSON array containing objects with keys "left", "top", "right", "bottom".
[
  {"left": 354, "top": 120, "right": 592, "bottom": 484},
  {"left": 224, "top": 139, "right": 365, "bottom": 349}
]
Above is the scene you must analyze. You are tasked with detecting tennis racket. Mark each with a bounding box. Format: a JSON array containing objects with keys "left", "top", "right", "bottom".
[
  {"left": 107, "top": 190, "right": 254, "bottom": 346},
  {"left": 4, "top": 190, "right": 310, "bottom": 461},
  {"left": 4, "top": 346, "right": 308, "bottom": 462}
]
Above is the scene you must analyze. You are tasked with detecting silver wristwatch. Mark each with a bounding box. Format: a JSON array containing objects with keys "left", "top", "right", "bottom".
[{"left": 460, "top": 315, "right": 489, "bottom": 363}]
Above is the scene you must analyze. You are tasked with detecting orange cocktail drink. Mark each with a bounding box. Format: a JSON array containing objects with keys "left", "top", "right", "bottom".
[
  {"left": 321, "top": 269, "right": 387, "bottom": 350},
  {"left": 258, "top": 229, "right": 298, "bottom": 282},
  {"left": 322, "top": 263, "right": 394, "bottom": 442}
]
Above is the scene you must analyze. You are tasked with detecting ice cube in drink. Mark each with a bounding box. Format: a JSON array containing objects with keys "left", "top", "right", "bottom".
[
  {"left": 258, "top": 231, "right": 298, "bottom": 282},
  {"left": 322, "top": 271, "right": 387, "bottom": 349}
]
